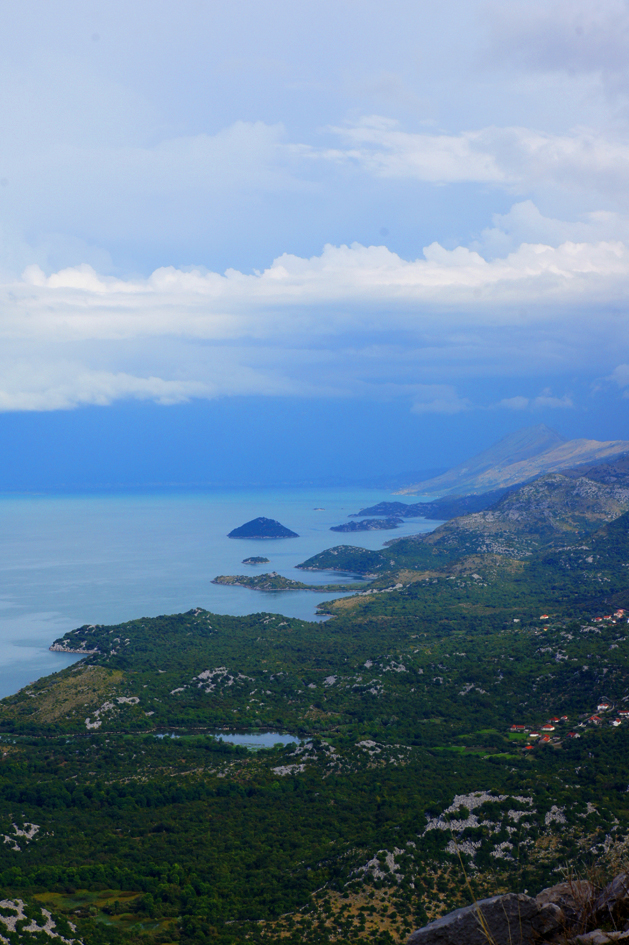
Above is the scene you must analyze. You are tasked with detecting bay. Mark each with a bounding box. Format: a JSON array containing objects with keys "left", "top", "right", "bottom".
[{"left": 0, "top": 487, "right": 440, "bottom": 698}]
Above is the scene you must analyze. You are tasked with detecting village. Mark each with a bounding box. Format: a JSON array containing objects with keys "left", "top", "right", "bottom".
[{"left": 508, "top": 609, "right": 629, "bottom": 748}]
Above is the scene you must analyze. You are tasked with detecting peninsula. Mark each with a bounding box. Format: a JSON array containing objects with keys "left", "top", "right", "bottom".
[
  {"left": 7, "top": 446, "right": 629, "bottom": 945},
  {"left": 212, "top": 571, "right": 363, "bottom": 591},
  {"left": 330, "top": 517, "right": 402, "bottom": 532}
]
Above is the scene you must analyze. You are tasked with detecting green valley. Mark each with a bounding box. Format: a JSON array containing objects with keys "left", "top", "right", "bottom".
[{"left": 4, "top": 459, "right": 629, "bottom": 943}]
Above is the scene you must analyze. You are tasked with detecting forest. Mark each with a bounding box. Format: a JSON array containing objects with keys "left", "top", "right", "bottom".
[{"left": 3, "top": 468, "right": 629, "bottom": 944}]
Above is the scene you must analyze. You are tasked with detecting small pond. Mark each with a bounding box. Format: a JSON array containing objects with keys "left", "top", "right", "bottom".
[
  {"left": 156, "top": 731, "right": 300, "bottom": 749},
  {"left": 217, "top": 732, "right": 300, "bottom": 749}
]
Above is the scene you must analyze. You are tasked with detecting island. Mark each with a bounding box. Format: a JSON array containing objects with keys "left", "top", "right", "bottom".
[
  {"left": 227, "top": 516, "right": 299, "bottom": 539},
  {"left": 6, "top": 449, "right": 629, "bottom": 944},
  {"left": 242, "top": 556, "right": 270, "bottom": 564},
  {"left": 330, "top": 516, "right": 402, "bottom": 532},
  {"left": 212, "top": 571, "right": 362, "bottom": 591}
]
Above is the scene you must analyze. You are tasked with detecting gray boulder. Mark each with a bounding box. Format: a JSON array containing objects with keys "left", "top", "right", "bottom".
[
  {"left": 594, "top": 872, "right": 629, "bottom": 926},
  {"left": 569, "top": 932, "right": 629, "bottom": 943},
  {"left": 536, "top": 879, "right": 596, "bottom": 931},
  {"left": 407, "top": 892, "right": 562, "bottom": 945}
]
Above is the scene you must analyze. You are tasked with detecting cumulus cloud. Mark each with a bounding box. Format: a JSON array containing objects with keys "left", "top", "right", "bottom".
[
  {"left": 473, "top": 201, "right": 629, "bottom": 258},
  {"left": 13, "top": 234, "right": 629, "bottom": 346},
  {"left": 0, "top": 231, "right": 624, "bottom": 410}
]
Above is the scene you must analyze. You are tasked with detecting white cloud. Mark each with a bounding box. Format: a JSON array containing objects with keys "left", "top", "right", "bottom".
[
  {"left": 0, "top": 367, "right": 207, "bottom": 412},
  {"left": 411, "top": 386, "right": 471, "bottom": 414},
  {"left": 473, "top": 201, "right": 629, "bottom": 258},
  {"left": 610, "top": 363, "right": 629, "bottom": 387},
  {"left": 498, "top": 391, "right": 573, "bottom": 410},
  {"left": 13, "top": 234, "right": 629, "bottom": 344},
  {"left": 316, "top": 117, "right": 629, "bottom": 202},
  {"left": 532, "top": 390, "right": 573, "bottom": 409},
  {"left": 318, "top": 117, "right": 506, "bottom": 184},
  {"left": 499, "top": 396, "right": 530, "bottom": 410},
  {"left": 0, "top": 232, "right": 626, "bottom": 411}
]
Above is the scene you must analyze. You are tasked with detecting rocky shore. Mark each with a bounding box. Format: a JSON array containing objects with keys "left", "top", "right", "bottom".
[{"left": 49, "top": 642, "right": 99, "bottom": 655}]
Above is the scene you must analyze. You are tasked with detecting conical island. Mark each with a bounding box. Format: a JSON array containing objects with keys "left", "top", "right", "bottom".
[{"left": 227, "top": 517, "right": 299, "bottom": 539}]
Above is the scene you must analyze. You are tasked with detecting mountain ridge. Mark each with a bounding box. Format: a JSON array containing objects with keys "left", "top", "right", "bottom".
[{"left": 395, "top": 425, "right": 629, "bottom": 495}]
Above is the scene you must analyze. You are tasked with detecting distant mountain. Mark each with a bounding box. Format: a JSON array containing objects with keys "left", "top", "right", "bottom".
[
  {"left": 350, "top": 489, "right": 510, "bottom": 521},
  {"left": 405, "top": 470, "right": 629, "bottom": 560},
  {"left": 298, "top": 464, "right": 629, "bottom": 575},
  {"left": 395, "top": 425, "right": 629, "bottom": 495},
  {"left": 227, "top": 517, "right": 298, "bottom": 539}
]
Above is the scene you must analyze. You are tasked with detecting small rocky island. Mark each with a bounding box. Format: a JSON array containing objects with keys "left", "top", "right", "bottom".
[
  {"left": 227, "top": 517, "right": 299, "bottom": 539},
  {"left": 242, "top": 556, "right": 270, "bottom": 564},
  {"left": 330, "top": 517, "right": 402, "bottom": 533},
  {"left": 212, "top": 572, "right": 363, "bottom": 591}
]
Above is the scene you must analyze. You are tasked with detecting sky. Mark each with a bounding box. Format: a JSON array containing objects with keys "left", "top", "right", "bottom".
[{"left": 2, "top": 0, "right": 629, "bottom": 488}]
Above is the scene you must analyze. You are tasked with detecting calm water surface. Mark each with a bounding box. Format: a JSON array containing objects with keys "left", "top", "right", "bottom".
[
  {"left": 0, "top": 488, "right": 439, "bottom": 697},
  {"left": 158, "top": 732, "right": 299, "bottom": 749}
]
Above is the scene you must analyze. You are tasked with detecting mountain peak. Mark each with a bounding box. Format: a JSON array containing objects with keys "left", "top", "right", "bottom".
[
  {"left": 397, "top": 425, "right": 565, "bottom": 495},
  {"left": 396, "top": 426, "right": 629, "bottom": 496}
]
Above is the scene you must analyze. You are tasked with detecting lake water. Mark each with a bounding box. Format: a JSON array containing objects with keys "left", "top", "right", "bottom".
[
  {"left": 0, "top": 488, "right": 439, "bottom": 698},
  {"left": 158, "top": 732, "right": 299, "bottom": 749}
]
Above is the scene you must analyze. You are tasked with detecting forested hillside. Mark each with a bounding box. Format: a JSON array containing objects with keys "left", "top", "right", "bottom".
[{"left": 4, "top": 463, "right": 629, "bottom": 944}]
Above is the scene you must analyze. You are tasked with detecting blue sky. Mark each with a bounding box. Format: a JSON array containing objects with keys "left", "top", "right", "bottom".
[{"left": 1, "top": 0, "right": 629, "bottom": 486}]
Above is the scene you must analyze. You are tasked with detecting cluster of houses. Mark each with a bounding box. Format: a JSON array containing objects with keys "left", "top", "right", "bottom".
[
  {"left": 509, "top": 700, "right": 629, "bottom": 748},
  {"left": 539, "top": 609, "right": 626, "bottom": 623},
  {"left": 593, "top": 609, "right": 627, "bottom": 623},
  {"left": 507, "top": 610, "right": 628, "bottom": 748}
]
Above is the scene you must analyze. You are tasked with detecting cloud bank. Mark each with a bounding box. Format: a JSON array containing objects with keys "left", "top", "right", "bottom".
[{"left": 0, "top": 229, "right": 625, "bottom": 410}]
